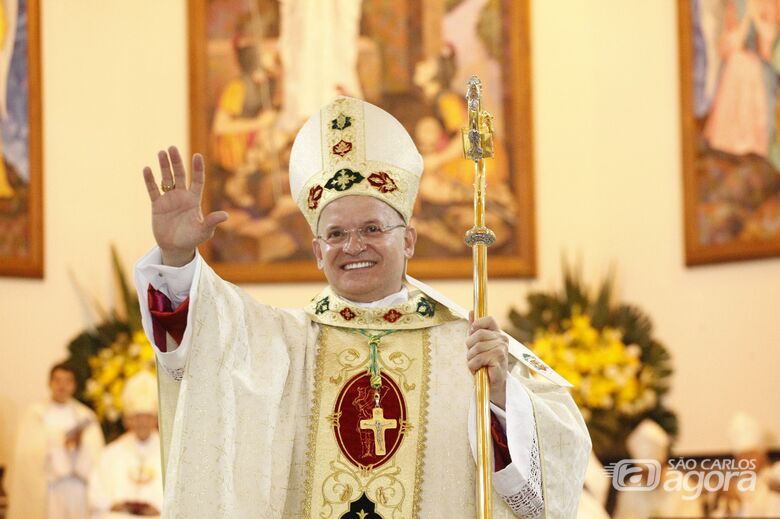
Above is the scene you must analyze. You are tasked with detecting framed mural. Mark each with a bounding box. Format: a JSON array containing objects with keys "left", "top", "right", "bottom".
[
  {"left": 0, "top": 0, "right": 42, "bottom": 278},
  {"left": 189, "top": 0, "right": 535, "bottom": 282},
  {"left": 679, "top": 0, "right": 780, "bottom": 265}
]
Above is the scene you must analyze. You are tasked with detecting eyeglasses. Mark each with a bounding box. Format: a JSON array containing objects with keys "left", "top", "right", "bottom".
[{"left": 316, "top": 223, "right": 406, "bottom": 247}]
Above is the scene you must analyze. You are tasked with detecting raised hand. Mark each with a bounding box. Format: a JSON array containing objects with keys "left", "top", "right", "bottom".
[{"left": 142, "top": 146, "right": 229, "bottom": 266}]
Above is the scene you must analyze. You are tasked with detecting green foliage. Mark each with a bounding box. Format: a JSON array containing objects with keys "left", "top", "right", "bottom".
[{"left": 111, "top": 245, "right": 142, "bottom": 332}]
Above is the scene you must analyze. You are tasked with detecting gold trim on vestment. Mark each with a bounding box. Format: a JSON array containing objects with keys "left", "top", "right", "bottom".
[
  {"left": 302, "top": 325, "right": 433, "bottom": 518},
  {"left": 412, "top": 328, "right": 431, "bottom": 519},
  {"left": 302, "top": 328, "right": 328, "bottom": 516}
]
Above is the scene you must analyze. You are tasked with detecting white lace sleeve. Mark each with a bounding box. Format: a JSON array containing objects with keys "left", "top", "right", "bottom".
[
  {"left": 484, "top": 374, "right": 546, "bottom": 517},
  {"left": 497, "top": 432, "right": 544, "bottom": 518}
]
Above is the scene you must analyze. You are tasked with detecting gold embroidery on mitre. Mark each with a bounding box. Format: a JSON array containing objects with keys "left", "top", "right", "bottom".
[
  {"left": 296, "top": 96, "right": 420, "bottom": 232},
  {"left": 302, "top": 326, "right": 432, "bottom": 519}
]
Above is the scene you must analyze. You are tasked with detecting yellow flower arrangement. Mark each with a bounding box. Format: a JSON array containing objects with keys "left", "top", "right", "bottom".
[
  {"left": 84, "top": 330, "right": 156, "bottom": 424},
  {"left": 531, "top": 309, "right": 657, "bottom": 421}
]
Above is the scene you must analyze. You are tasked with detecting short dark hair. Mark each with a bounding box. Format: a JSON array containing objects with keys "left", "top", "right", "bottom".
[{"left": 49, "top": 362, "right": 77, "bottom": 381}]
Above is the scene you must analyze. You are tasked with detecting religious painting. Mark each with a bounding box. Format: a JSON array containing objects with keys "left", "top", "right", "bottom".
[
  {"left": 189, "top": 0, "right": 535, "bottom": 281},
  {"left": 679, "top": 0, "right": 780, "bottom": 265},
  {"left": 0, "top": 0, "right": 42, "bottom": 278}
]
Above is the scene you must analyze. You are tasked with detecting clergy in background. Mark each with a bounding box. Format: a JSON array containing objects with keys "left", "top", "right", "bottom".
[
  {"left": 709, "top": 412, "right": 780, "bottom": 517},
  {"left": 88, "top": 371, "right": 163, "bottom": 518},
  {"left": 6, "top": 363, "right": 105, "bottom": 519},
  {"left": 577, "top": 452, "right": 610, "bottom": 519},
  {"left": 135, "top": 96, "right": 591, "bottom": 518},
  {"left": 613, "top": 419, "right": 703, "bottom": 519}
]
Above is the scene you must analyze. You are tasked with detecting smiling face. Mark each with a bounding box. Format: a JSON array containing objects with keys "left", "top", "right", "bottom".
[{"left": 312, "top": 196, "right": 416, "bottom": 303}]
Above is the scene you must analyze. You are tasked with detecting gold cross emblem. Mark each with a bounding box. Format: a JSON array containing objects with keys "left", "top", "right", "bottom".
[{"left": 359, "top": 407, "right": 397, "bottom": 456}]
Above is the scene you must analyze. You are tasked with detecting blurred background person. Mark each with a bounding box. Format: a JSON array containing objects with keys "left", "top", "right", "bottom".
[
  {"left": 6, "top": 362, "right": 105, "bottom": 519},
  {"left": 710, "top": 412, "right": 780, "bottom": 517},
  {"left": 88, "top": 371, "right": 162, "bottom": 518},
  {"left": 577, "top": 451, "right": 611, "bottom": 519},
  {"left": 613, "top": 419, "right": 703, "bottom": 519}
]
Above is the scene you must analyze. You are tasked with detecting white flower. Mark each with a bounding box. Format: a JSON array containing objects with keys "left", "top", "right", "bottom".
[
  {"left": 106, "top": 407, "right": 120, "bottom": 422},
  {"left": 85, "top": 379, "right": 99, "bottom": 395}
]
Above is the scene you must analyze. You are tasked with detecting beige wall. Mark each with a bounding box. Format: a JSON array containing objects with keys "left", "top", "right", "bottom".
[{"left": 1, "top": 0, "right": 779, "bottom": 467}]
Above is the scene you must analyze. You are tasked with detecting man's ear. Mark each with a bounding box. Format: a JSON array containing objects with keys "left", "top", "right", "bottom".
[
  {"left": 312, "top": 238, "right": 324, "bottom": 269},
  {"left": 404, "top": 225, "right": 417, "bottom": 259}
]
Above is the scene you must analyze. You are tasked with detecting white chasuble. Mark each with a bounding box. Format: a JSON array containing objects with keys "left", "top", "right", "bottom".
[{"left": 140, "top": 258, "right": 591, "bottom": 518}]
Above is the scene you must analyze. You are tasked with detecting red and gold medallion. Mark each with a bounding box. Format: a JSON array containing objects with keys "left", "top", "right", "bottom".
[{"left": 332, "top": 372, "right": 407, "bottom": 469}]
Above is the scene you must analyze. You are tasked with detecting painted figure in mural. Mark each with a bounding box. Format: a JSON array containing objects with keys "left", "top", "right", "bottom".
[
  {"left": 692, "top": 0, "right": 780, "bottom": 247},
  {"left": 207, "top": 12, "right": 307, "bottom": 264},
  {"left": 703, "top": 0, "right": 780, "bottom": 159},
  {"left": 0, "top": 0, "right": 17, "bottom": 199},
  {"left": 211, "top": 15, "right": 280, "bottom": 210},
  {"left": 412, "top": 44, "right": 514, "bottom": 254}
]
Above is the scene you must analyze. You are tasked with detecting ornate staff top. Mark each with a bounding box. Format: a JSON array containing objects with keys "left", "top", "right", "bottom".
[{"left": 463, "top": 76, "right": 494, "bottom": 163}]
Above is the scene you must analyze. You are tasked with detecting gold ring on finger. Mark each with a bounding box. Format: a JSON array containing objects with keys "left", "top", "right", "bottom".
[{"left": 161, "top": 182, "right": 175, "bottom": 192}]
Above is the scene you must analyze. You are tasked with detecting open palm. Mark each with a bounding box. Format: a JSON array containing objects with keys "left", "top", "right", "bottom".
[{"left": 142, "top": 146, "right": 228, "bottom": 266}]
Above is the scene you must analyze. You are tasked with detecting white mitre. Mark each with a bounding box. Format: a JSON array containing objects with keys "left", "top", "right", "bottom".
[
  {"left": 122, "top": 370, "right": 159, "bottom": 416},
  {"left": 626, "top": 419, "right": 670, "bottom": 462},
  {"left": 289, "top": 96, "right": 422, "bottom": 233},
  {"left": 728, "top": 412, "right": 767, "bottom": 454}
]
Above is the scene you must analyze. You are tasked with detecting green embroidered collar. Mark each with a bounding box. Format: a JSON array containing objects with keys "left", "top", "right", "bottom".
[{"left": 305, "top": 285, "right": 458, "bottom": 330}]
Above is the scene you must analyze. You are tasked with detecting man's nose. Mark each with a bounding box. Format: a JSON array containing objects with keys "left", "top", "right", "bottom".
[{"left": 342, "top": 230, "right": 366, "bottom": 254}]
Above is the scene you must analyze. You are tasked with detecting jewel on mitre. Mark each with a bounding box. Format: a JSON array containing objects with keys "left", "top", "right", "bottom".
[
  {"left": 367, "top": 172, "right": 397, "bottom": 193},
  {"left": 332, "top": 140, "right": 353, "bottom": 157},
  {"left": 308, "top": 185, "right": 323, "bottom": 209}
]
